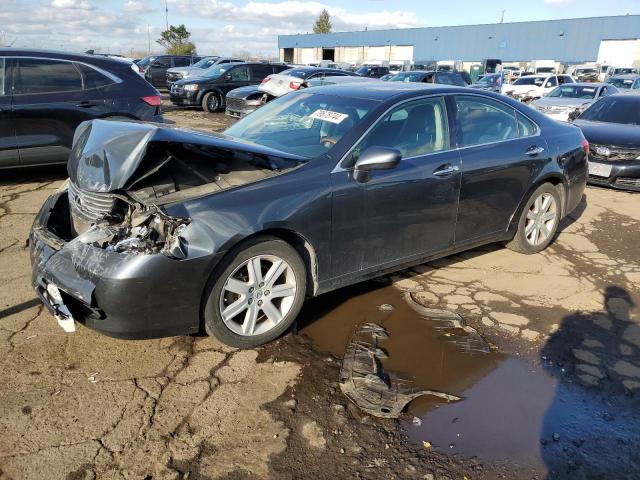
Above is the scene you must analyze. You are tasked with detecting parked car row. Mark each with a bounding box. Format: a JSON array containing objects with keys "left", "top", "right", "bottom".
[
  {"left": 0, "top": 48, "right": 162, "bottom": 169},
  {"left": 0, "top": 48, "right": 636, "bottom": 348},
  {"left": 29, "top": 83, "right": 589, "bottom": 347}
]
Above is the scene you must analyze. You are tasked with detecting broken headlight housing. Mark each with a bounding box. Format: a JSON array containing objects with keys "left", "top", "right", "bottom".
[{"left": 83, "top": 211, "right": 191, "bottom": 259}]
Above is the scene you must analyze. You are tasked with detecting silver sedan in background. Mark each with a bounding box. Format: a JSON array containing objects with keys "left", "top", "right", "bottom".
[{"left": 531, "top": 83, "right": 618, "bottom": 122}]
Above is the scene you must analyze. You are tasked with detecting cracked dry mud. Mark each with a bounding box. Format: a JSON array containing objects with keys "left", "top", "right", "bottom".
[{"left": 1, "top": 108, "right": 640, "bottom": 479}]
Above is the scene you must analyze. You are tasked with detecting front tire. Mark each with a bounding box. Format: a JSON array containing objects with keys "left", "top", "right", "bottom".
[
  {"left": 506, "top": 183, "right": 561, "bottom": 254},
  {"left": 203, "top": 237, "right": 307, "bottom": 348},
  {"left": 201, "top": 92, "right": 221, "bottom": 113}
]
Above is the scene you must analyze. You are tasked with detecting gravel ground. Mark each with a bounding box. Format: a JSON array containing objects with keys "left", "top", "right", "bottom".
[{"left": 0, "top": 103, "right": 639, "bottom": 479}]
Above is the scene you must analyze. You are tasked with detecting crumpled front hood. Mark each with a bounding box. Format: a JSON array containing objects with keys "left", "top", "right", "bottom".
[{"left": 67, "top": 119, "right": 304, "bottom": 193}]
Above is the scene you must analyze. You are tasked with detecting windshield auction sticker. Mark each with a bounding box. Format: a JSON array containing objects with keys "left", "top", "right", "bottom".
[{"left": 310, "top": 109, "right": 349, "bottom": 124}]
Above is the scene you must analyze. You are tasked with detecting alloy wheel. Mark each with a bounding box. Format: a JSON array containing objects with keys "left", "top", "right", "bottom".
[
  {"left": 219, "top": 255, "right": 297, "bottom": 336},
  {"left": 208, "top": 95, "right": 219, "bottom": 111},
  {"left": 524, "top": 192, "right": 558, "bottom": 246}
]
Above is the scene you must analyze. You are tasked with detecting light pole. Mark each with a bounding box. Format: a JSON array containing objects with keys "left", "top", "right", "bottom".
[
  {"left": 147, "top": 24, "right": 151, "bottom": 55},
  {"left": 164, "top": 0, "right": 169, "bottom": 30}
]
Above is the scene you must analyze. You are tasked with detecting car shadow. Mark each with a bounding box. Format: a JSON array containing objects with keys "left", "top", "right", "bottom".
[
  {"left": 557, "top": 193, "right": 587, "bottom": 235},
  {"left": 539, "top": 285, "right": 640, "bottom": 479},
  {"left": 0, "top": 164, "right": 68, "bottom": 187}
]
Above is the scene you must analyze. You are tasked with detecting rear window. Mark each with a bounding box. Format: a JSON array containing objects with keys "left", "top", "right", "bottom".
[
  {"left": 579, "top": 96, "right": 640, "bottom": 125},
  {"left": 606, "top": 77, "right": 636, "bottom": 89},
  {"left": 0, "top": 58, "right": 5, "bottom": 96},
  {"left": 281, "top": 69, "right": 312, "bottom": 79},
  {"left": 547, "top": 85, "right": 597, "bottom": 99},
  {"left": 78, "top": 64, "right": 116, "bottom": 89},
  {"left": 514, "top": 76, "right": 545, "bottom": 86},
  {"left": 389, "top": 72, "right": 426, "bottom": 82}
]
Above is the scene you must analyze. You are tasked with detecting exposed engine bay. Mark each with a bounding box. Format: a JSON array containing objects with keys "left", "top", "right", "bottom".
[{"left": 62, "top": 119, "right": 305, "bottom": 252}]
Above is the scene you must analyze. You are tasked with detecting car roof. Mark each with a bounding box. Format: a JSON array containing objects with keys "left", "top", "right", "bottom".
[
  {"left": 0, "top": 48, "right": 146, "bottom": 69},
  {"left": 303, "top": 82, "right": 470, "bottom": 101},
  {"left": 610, "top": 74, "right": 640, "bottom": 79},
  {"left": 564, "top": 82, "right": 602, "bottom": 87}
]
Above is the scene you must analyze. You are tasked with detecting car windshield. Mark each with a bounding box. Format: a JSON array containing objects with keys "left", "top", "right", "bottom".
[
  {"left": 280, "top": 69, "right": 313, "bottom": 79},
  {"left": 579, "top": 96, "right": 640, "bottom": 125},
  {"left": 575, "top": 68, "right": 597, "bottom": 75},
  {"left": 137, "top": 56, "right": 156, "bottom": 68},
  {"left": 614, "top": 68, "right": 638, "bottom": 75},
  {"left": 356, "top": 67, "right": 373, "bottom": 75},
  {"left": 477, "top": 74, "right": 499, "bottom": 84},
  {"left": 514, "top": 76, "right": 545, "bottom": 86},
  {"left": 201, "top": 64, "right": 234, "bottom": 78},
  {"left": 389, "top": 64, "right": 403, "bottom": 72},
  {"left": 389, "top": 72, "right": 426, "bottom": 82},
  {"left": 606, "top": 77, "right": 636, "bottom": 89},
  {"left": 537, "top": 67, "right": 555, "bottom": 73},
  {"left": 194, "top": 57, "right": 218, "bottom": 68},
  {"left": 224, "top": 92, "right": 375, "bottom": 158},
  {"left": 547, "top": 85, "right": 597, "bottom": 99}
]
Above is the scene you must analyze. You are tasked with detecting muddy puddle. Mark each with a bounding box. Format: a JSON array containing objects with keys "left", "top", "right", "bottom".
[{"left": 298, "top": 282, "right": 640, "bottom": 477}]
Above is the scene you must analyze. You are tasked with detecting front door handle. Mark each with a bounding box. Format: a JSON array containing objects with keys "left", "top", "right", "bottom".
[
  {"left": 76, "top": 101, "right": 97, "bottom": 108},
  {"left": 433, "top": 164, "right": 460, "bottom": 177},
  {"left": 526, "top": 145, "right": 545, "bottom": 156}
]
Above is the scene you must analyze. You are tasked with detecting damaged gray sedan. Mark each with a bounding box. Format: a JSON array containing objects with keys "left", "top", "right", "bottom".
[{"left": 30, "top": 84, "right": 587, "bottom": 347}]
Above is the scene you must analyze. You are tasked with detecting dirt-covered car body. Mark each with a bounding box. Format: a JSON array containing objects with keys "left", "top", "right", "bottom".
[{"left": 30, "top": 84, "right": 587, "bottom": 341}]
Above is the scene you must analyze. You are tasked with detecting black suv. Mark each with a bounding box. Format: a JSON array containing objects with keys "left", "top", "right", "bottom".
[
  {"left": 139, "top": 54, "right": 202, "bottom": 88},
  {"left": 169, "top": 62, "right": 290, "bottom": 112},
  {"left": 355, "top": 65, "right": 390, "bottom": 78},
  {"left": 0, "top": 49, "right": 163, "bottom": 169},
  {"left": 388, "top": 70, "right": 467, "bottom": 86}
]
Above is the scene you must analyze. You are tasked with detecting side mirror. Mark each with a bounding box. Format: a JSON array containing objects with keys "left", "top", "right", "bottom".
[
  {"left": 353, "top": 146, "right": 401, "bottom": 182},
  {"left": 224, "top": 73, "right": 233, "bottom": 81}
]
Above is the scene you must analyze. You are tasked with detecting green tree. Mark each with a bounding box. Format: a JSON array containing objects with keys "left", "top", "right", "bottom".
[
  {"left": 156, "top": 24, "right": 196, "bottom": 55},
  {"left": 313, "top": 9, "right": 332, "bottom": 34}
]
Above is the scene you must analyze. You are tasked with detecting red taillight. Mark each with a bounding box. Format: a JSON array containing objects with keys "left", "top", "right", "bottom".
[
  {"left": 581, "top": 138, "right": 589, "bottom": 156},
  {"left": 289, "top": 81, "right": 302, "bottom": 90},
  {"left": 261, "top": 76, "right": 272, "bottom": 85},
  {"left": 138, "top": 65, "right": 144, "bottom": 73},
  {"left": 141, "top": 95, "right": 161, "bottom": 107}
]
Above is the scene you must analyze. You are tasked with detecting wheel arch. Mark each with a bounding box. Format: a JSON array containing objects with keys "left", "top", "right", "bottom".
[
  {"left": 507, "top": 174, "right": 568, "bottom": 233},
  {"left": 199, "top": 88, "right": 224, "bottom": 107},
  {"left": 210, "top": 228, "right": 319, "bottom": 300}
]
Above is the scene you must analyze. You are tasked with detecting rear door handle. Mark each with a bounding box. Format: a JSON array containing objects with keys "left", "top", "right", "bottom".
[
  {"left": 433, "top": 164, "right": 460, "bottom": 177},
  {"left": 76, "top": 101, "right": 98, "bottom": 108},
  {"left": 526, "top": 146, "right": 545, "bottom": 156}
]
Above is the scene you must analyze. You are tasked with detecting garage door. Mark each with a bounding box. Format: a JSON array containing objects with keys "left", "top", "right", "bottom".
[
  {"left": 367, "top": 47, "right": 386, "bottom": 61},
  {"left": 299, "top": 48, "right": 316, "bottom": 65},
  {"left": 343, "top": 47, "right": 361, "bottom": 63},
  {"left": 391, "top": 45, "right": 414, "bottom": 61}
]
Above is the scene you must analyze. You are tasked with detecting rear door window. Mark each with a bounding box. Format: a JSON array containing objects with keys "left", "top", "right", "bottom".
[
  {"left": 229, "top": 66, "right": 249, "bottom": 81},
  {"left": 15, "top": 58, "right": 83, "bottom": 94},
  {"left": 0, "top": 58, "right": 6, "bottom": 96},
  {"left": 174, "top": 57, "right": 190, "bottom": 67},
  {"left": 250, "top": 64, "right": 274, "bottom": 81},
  {"left": 545, "top": 76, "right": 558, "bottom": 88},
  {"left": 515, "top": 111, "right": 537, "bottom": 137},
  {"left": 78, "top": 64, "right": 115, "bottom": 89},
  {"left": 455, "top": 95, "right": 518, "bottom": 147}
]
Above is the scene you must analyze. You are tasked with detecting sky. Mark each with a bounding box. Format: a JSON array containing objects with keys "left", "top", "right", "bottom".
[{"left": 0, "top": 0, "right": 638, "bottom": 58}]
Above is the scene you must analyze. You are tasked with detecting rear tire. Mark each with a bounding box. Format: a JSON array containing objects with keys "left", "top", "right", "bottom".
[
  {"left": 506, "top": 183, "right": 561, "bottom": 254},
  {"left": 202, "top": 92, "right": 220, "bottom": 113},
  {"left": 203, "top": 237, "right": 307, "bottom": 348}
]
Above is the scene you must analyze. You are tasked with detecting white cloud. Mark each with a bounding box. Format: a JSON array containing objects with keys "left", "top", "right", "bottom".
[
  {"left": 3, "top": 0, "right": 420, "bottom": 57},
  {"left": 51, "top": 0, "right": 93, "bottom": 10},
  {"left": 123, "top": 0, "right": 156, "bottom": 13}
]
